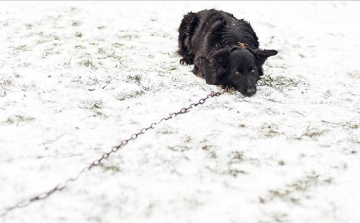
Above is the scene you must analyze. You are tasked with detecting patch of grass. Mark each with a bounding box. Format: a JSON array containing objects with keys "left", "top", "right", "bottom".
[
  {"left": 111, "top": 43, "right": 124, "bottom": 48},
  {"left": 261, "top": 124, "right": 280, "bottom": 137},
  {"left": 1, "top": 79, "right": 12, "bottom": 88},
  {"left": 0, "top": 79, "right": 12, "bottom": 97},
  {"left": 106, "top": 52, "right": 122, "bottom": 61},
  {"left": 127, "top": 74, "right": 142, "bottom": 85},
  {"left": 150, "top": 31, "right": 167, "bottom": 37},
  {"left": 345, "top": 122, "right": 359, "bottom": 130},
  {"left": 289, "top": 174, "right": 320, "bottom": 192},
  {"left": 228, "top": 151, "right": 260, "bottom": 176},
  {"left": 159, "top": 127, "right": 176, "bottom": 135},
  {"left": 42, "top": 50, "right": 60, "bottom": 58},
  {"left": 19, "top": 82, "right": 37, "bottom": 91},
  {"left": 264, "top": 172, "right": 333, "bottom": 205},
  {"left": 168, "top": 66, "right": 177, "bottom": 71},
  {"left": 168, "top": 145, "right": 190, "bottom": 152},
  {"left": 75, "top": 32, "right": 83, "bottom": 38},
  {"left": 303, "top": 125, "right": 328, "bottom": 139},
  {"left": 97, "top": 26, "right": 106, "bottom": 30},
  {"left": 347, "top": 71, "right": 360, "bottom": 79},
  {"left": 75, "top": 45, "right": 86, "bottom": 50},
  {"left": 86, "top": 75, "right": 100, "bottom": 86},
  {"left": 209, "top": 151, "right": 217, "bottom": 159},
  {"left": 24, "top": 23, "right": 33, "bottom": 29},
  {"left": 269, "top": 212, "right": 289, "bottom": 223},
  {"left": 97, "top": 48, "right": 106, "bottom": 54},
  {"left": 5, "top": 115, "right": 35, "bottom": 126},
  {"left": 80, "top": 59, "right": 94, "bottom": 68},
  {"left": 36, "top": 39, "right": 47, "bottom": 45},
  {"left": 36, "top": 34, "right": 60, "bottom": 45},
  {"left": 99, "top": 163, "right": 121, "bottom": 172},
  {"left": 229, "top": 169, "right": 247, "bottom": 177},
  {"left": 70, "top": 75, "right": 83, "bottom": 85},
  {"left": 230, "top": 151, "right": 244, "bottom": 163},
  {"left": 19, "top": 62, "right": 31, "bottom": 68},
  {"left": 321, "top": 120, "right": 359, "bottom": 130},
  {"left": 79, "top": 55, "right": 96, "bottom": 69},
  {"left": 116, "top": 32, "right": 139, "bottom": 40},
  {"left": 63, "top": 58, "right": 72, "bottom": 67},
  {"left": 14, "top": 45, "right": 28, "bottom": 52},
  {"left": 72, "top": 21, "right": 81, "bottom": 27},
  {"left": 79, "top": 99, "right": 107, "bottom": 118},
  {"left": 97, "top": 52, "right": 123, "bottom": 67},
  {"left": 268, "top": 190, "right": 300, "bottom": 205},
  {"left": 258, "top": 75, "right": 307, "bottom": 93},
  {"left": 14, "top": 73, "right": 21, "bottom": 78},
  {"left": 115, "top": 90, "right": 145, "bottom": 101}
]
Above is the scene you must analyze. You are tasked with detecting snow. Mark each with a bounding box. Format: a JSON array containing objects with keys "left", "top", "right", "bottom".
[{"left": 0, "top": 1, "right": 359, "bottom": 223}]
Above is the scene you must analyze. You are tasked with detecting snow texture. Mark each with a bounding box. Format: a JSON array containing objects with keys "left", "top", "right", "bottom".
[{"left": 0, "top": 1, "right": 359, "bottom": 223}]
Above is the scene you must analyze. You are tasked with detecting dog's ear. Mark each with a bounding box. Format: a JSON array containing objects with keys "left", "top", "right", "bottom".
[
  {"left": 251, "top": 49, "right": 278, "bottom": 66},
  {"left": 208, "top": 47, "right": 231, "bottom": 78}
]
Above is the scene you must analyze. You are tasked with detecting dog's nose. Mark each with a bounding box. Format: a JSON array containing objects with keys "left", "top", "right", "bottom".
[{"left": 246, "top": 88, "right": 256, "bottom": 96}]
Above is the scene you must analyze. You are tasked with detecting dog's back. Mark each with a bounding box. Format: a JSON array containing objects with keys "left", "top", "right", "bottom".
[{"left": 177, "top": 9, "right": 259, "bottom": 63}]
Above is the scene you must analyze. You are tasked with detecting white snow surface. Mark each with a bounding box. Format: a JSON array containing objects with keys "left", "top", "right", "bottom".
[{"left": 0, "top": 1, "right": 359, "bottom": 223}]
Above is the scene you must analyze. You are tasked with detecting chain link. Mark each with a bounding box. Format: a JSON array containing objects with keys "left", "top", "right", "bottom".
[{"left": 0, "top": 89, "right": 226, "bottom": 217}]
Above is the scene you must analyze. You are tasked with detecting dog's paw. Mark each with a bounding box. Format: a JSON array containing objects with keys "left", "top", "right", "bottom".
[
  {"left": 222, "top": 85, "right": 236, "bottom": 93},
  {"left": 180, "top": 58, "right": 188, "bottom": 65},
  {"left": 179, "top": 55, "right": 194, "bottom": 65}
]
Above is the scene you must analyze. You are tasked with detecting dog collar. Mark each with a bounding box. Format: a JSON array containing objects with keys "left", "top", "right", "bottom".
[{"left": 238, "top": 42, "right": 249, "bottom": 48}]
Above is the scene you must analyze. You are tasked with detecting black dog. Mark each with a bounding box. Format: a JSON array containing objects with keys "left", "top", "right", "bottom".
[{"left": 177, "top": 9, "right": 278, "bottom": 96}]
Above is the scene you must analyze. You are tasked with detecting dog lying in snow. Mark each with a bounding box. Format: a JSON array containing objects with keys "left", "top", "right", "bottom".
[{"left": 177, "top": 9, "right": 278, "bottom": 96}]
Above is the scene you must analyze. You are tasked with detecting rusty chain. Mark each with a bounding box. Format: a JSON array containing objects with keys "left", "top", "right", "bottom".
[{"left": 0, "top": 89, "right": 226, "bottom": 217}]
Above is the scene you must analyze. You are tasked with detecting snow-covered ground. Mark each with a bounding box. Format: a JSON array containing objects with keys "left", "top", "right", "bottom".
[{"left": 0, "top": 1, "right": 359, "bottom": 223}]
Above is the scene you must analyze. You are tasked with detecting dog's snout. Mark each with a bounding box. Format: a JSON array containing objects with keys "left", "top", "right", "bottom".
[{"left": 246, "top": 88, "right": 256, "bottom": 96}]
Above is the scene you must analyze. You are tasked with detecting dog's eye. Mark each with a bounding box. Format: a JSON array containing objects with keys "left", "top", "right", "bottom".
[
  {"left": 250, "top": 68, "right": 256, "bottom": 75},
  {"left": 234, "top": 71, "right": 241, "bottom": 76}
]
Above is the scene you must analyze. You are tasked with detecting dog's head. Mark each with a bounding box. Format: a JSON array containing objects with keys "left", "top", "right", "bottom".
[{"left": 208, "top": 46, "right": 277, "bottom": 96}]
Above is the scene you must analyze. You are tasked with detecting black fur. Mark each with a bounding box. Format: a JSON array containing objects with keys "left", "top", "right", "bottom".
[{"left": 177, "top": 9, "right": 278, "bottom": 96}]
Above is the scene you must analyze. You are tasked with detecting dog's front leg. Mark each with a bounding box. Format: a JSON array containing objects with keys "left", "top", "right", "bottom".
[{"left": 198, "top": 57, "right": 217, "bottom": 85}]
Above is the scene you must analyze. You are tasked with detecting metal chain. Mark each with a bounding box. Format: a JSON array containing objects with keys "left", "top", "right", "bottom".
[{"left": 0, "top": 89, "right": 226, "bottom": 217}]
